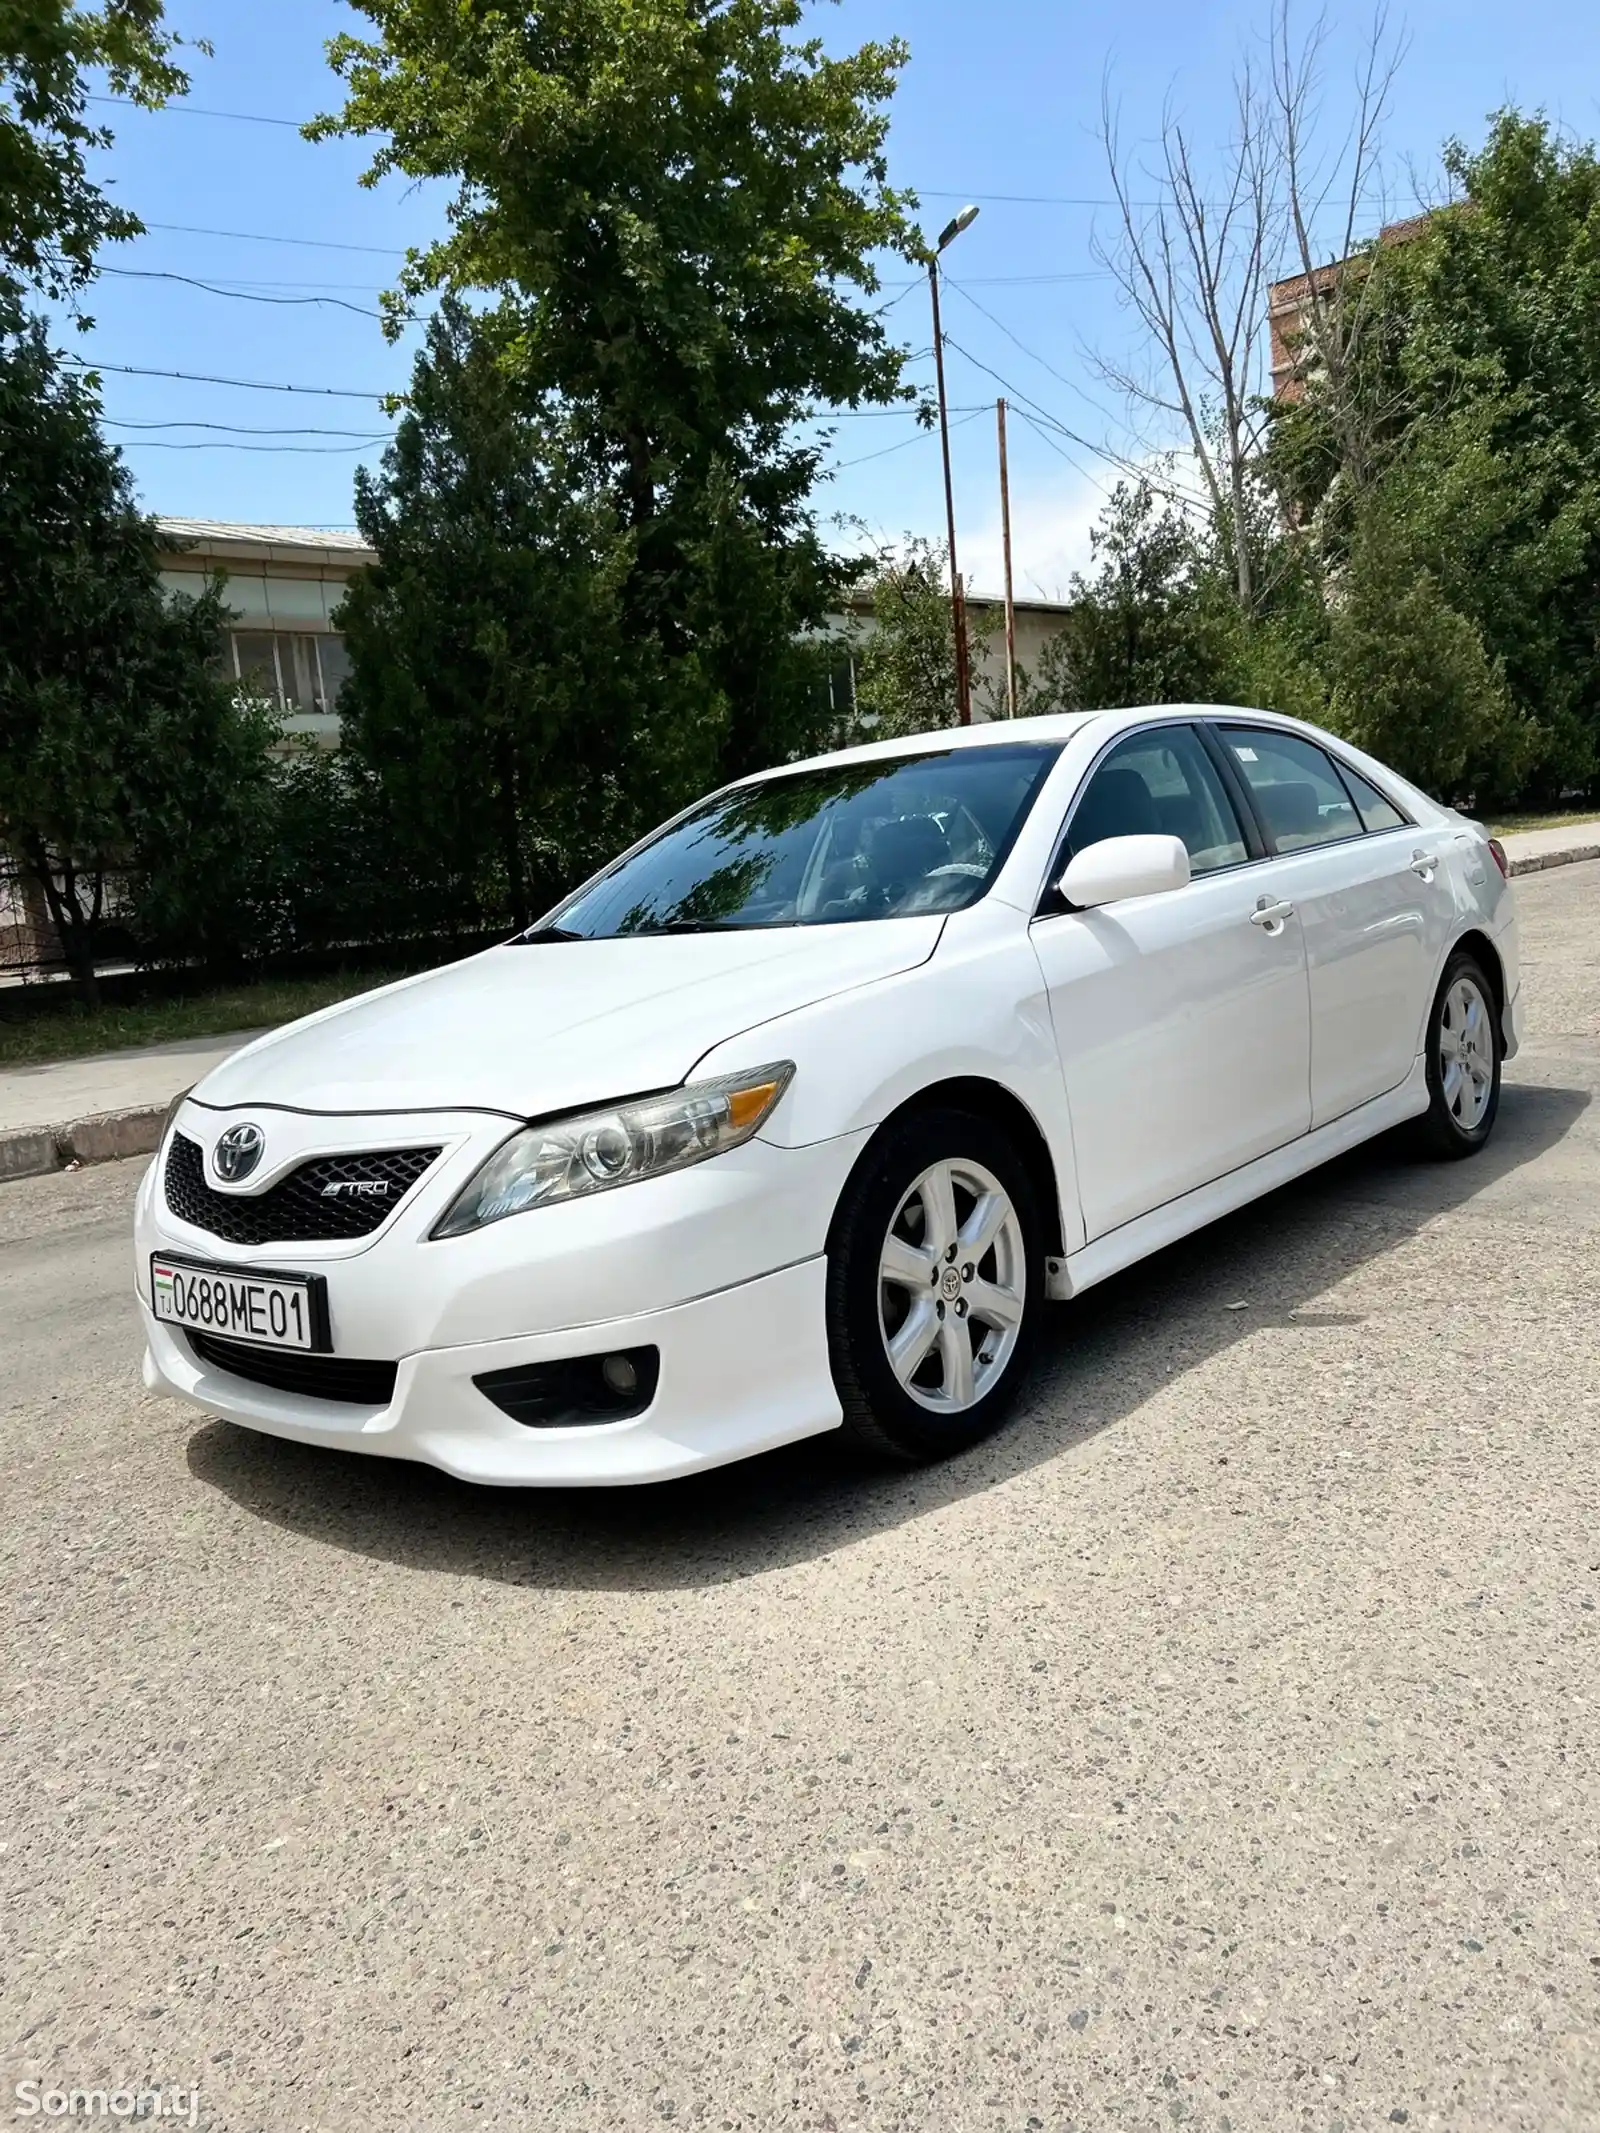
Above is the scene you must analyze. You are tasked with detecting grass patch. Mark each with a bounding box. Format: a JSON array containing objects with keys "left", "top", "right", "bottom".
[
  {"left": 0, "top": 969, "right": 407, "bottom": 1070},
  {"left": 1489, "top": 808, "right": 1600, "bottom": 836}
]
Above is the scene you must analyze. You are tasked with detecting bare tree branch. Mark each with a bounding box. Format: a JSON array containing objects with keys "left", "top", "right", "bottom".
[
  {"left": 1268, "top": 0, "right": 1410, "bottom": 496},
  {"left": 1092, "top": 63, "right": 1280, "bottom": 609}
]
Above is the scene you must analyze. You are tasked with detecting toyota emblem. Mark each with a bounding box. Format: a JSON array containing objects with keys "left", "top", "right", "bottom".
[{"left": 212, "top": 1122, "right": 266, "bottom": 1184}]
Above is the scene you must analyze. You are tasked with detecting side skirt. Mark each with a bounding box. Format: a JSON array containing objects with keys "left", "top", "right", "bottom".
[{"left": 1044, "top": 1054, "right": 1430, "bottom": 1303}]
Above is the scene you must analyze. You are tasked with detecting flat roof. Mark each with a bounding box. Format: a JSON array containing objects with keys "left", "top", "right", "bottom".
[
  {"left": 841, "top": 587, "right": 1075, "bottom": 618},
  {"left": 156, "top": 519, "right": 376, "bottom": 568},
  {"left": 151, "top": 521, "right": 1078, "bottom": 611}
]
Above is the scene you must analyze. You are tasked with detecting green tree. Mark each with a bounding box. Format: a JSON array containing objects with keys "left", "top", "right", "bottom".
[
  {"left": 0, "top": 303, "right": 276, "bottom": 999},
  {"left": 336, "top": 301, "right": 727, "bottom": 929},
  {"left": 848, "top": 537, "right": 998, "bottom": 737},
  {"left": 1320, "top": 503, "right": 1531, "bottom": 807},
  {"left": 1267, "top": 112, "right": 1600, "bottom": 799},
  {"left": 0, "top": 0, "right": 192, "bottom": 307},
  {"left": 312, "top": 0, "right": 915, "bottom": 785},
  {"left": 1029, "top": 482, "right": 1240, "bottom": 715}
]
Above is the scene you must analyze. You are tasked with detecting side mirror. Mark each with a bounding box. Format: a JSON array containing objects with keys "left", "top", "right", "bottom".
[{"left": 1058, "top": 833, "right": 1191, "bottom": 909}]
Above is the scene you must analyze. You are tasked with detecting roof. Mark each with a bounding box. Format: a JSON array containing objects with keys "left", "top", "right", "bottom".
[
  {"left": 748, "top": 701, "right": 1343, "bottom": 784},
  {"left": 755, "top": 710, "right": 1102, "bottom": 783},
  {"left": 155, "top": 519, "right": 376, "bottom": 569},
  {"left": 1268, "top": 211, "right": 1439, "bottom": 306},
  {"left": 841, "top": 588, "right": 1075, "bottom": 619}
]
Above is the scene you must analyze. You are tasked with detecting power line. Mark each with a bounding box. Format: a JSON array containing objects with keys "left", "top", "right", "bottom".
[
  {"left": 881, "top": 269, "right": 1111, "bottom": 288},
  {"left": 90, "top": 93, "right": 304, "bottom": 129},
  {"left": 938, "top": 333, "right": 1107, "bottom": 464},
  {"left": 105, "top": 418, "right": 389, "bottom": 438},
  {"left": 85, "top": 94, "right": 1195, "bottom": 211},
  {"left": 86, "top": 96, "right": 1175, "bottom": 212},
  {"left": 98, "top": 265, "right": 383, "bottom": 318},
  {"left": 150, "top": 275, "right": 390, "bottom": 293},
  {"left": 63, "top": 357, "right": 392, "bottom": 401},
  {"left": 832, "top": 406, "right": 983, "bottom": 471},
  {"left": 802, "top": 399, "right": 982, "bottom": 422},
  {"left": 916, "top": 189, "right": 1122, "bottom": 207},
  {"left": 82, "top": 355, "right": 970, "bottom": 434},
  {"left": 1009, "top": 404, "right": 1110, "bottom": 495},
  {"left": 143, "top": 220, "right": 404, "bottom": 259},
  {"left": 941, "top": 274, "right": 1122, "bottom": 422},
  {"left": 916, "top": 186, "right": 1215, "bottom": 210},
  {"left": 119, "top": 437, "right": 388, "bottom": 453}
]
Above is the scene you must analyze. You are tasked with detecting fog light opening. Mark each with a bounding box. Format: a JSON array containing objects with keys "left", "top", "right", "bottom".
[
  {"left": 473, "top": 1345, "right": 661, "bottom": 1429},
  {"left": 600, "top": 1352, "right": 640, "bottom": 1399}
]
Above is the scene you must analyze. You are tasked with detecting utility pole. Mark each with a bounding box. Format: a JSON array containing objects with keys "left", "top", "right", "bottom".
[
  {"left": 928, "top": 205, "right": 980, "bottom": 725},
  {"left": 997, "top": 398, "right": 1017, "bottom": 718}
]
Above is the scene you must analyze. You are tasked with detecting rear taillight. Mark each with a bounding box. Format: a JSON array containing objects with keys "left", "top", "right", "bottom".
[{"left": 1487, "top": 837, "right": 1509, "bottom": 880}]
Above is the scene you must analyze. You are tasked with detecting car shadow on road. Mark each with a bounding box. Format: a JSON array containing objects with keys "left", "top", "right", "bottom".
[{"left": 186, "top": 1080, "right": 1590, "bottom": 1591}]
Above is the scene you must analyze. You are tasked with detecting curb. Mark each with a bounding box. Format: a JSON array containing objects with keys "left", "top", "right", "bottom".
[
  {"left": 1507, "top": 840, "right": 1600, "bottom": 876},
  {"left": 0, "top": 1127, "right": 61, "bottom": 1184},
  {"left": 0, "top": 1104, "right": 166, "bottom": 1185}
]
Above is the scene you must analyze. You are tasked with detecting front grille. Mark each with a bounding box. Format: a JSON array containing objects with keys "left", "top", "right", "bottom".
[
  {"left": 164, "top": 1133, "right": 441, "bottom": 1246},
  {"left": 187, "top": 1331, "right": 398, "bottom": 1406}
]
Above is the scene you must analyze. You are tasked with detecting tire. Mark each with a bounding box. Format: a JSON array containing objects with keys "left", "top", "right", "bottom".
[
  {"left": 1415, "top": 948, "right": 1502, "bottom": 1159},
  {"left": 825, "top": 1106, "right": 1044, "bottom": 1465}
]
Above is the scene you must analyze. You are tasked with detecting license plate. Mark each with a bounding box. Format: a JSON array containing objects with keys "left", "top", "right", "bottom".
[{"left": 150, "top": 1255, "right": 327, "bottom": 1352}]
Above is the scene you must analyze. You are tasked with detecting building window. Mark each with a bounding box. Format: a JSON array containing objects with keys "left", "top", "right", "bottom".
[
  {"left": 229, "top": 631, "right": 348, "bottom": 714},
  {"left": 316, "top": 633, "right": 352, "bottom": 705},
  {"left": 816, "top": 653, "right": 856, "bottom": 723}
]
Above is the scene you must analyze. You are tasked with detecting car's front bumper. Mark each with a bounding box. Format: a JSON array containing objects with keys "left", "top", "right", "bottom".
[
  {"left": 140, "top": 1255, "right": 840, "bottom": 1485},
  {"left": 136, "top": 1103, "right": 865, "bottom": 1484}
]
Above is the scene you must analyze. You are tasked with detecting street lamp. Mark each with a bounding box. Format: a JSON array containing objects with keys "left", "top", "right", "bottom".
[{"left": 928, "top": 204, "right": 980, "bottom": 724}]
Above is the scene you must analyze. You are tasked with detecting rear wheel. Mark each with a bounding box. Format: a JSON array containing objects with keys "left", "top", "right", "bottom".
[
  {"left": 1416, "top": 950, "right": 1501, "bottom": 1158},
  {"left": 826, "top": 1108, "right": 1043, "bottom": 1465}
]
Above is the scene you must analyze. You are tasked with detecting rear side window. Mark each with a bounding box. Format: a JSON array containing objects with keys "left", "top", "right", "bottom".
[
  {"left": 1068, "top": 725, "right": 1248, "bottom": 876},
  {"left": 1221, "top": 728, "right": 1363, "bottom": 852},
  {"left": 1336, "top": 762, "right": 1409, "bottom": 832}
]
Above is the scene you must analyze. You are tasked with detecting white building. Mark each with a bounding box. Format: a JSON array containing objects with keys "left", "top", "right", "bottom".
[
  {"left": 156, "top": 518, "right": 1077, "bottom": 740},
  {"left": 156, "top": 518, "right": 374, "bottom": 745}
]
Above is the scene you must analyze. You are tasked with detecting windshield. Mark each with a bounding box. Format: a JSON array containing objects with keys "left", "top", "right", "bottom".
[{"left": 536, "top": 743, "right": 1062, "bottom": 939}]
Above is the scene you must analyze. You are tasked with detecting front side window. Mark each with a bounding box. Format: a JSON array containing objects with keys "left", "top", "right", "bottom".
[
  {"left": 1222, "top": 728, "right": 1363, "bottom": 851},
  {"left": 539, "top": 743, "right": 1061, "bottom": 939},
  {"left": 1067, "top": 725, "right": 1249, "bottom": 877}
]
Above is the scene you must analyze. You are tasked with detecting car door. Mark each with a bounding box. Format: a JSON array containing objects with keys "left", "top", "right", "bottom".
[
  {"left": 1211, "top": 725, "right": 1456, "bottom": 1128},
  {"left": 1030, "top": 722, "right": 1313, "bottom": 1243}
]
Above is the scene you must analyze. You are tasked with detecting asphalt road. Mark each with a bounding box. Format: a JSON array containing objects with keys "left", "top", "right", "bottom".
[{"left": 2, "top": 863, "right": 1597, "bottom": 2133}]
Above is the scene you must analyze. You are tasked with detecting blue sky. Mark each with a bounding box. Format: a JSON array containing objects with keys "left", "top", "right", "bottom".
[{"left": 78, "top": 0, "right": 1600, "bottom": 597}]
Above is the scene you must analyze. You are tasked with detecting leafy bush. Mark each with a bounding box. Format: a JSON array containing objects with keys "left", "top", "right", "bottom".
[{"left": 1323, "top": 516, "right": 1530, "bottom": 805}]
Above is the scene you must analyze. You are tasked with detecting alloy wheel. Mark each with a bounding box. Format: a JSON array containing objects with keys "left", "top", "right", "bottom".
[
  {"left": 1439, "top": 974, "right": 1495, "bottom": 1134},
  {"left": 876, "top": 1157, "right": 1027, "bottom": 1413}
]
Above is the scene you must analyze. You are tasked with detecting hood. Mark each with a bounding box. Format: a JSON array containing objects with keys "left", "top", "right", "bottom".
[{"left": 192, "top": 919, "right": 944, "bottom": 1118}]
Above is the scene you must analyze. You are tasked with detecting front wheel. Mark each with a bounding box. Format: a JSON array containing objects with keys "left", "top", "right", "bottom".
[
  {"left": 1416, "top": 949, "right": 1502, "bottom": 1158},
  {"left": 826, "top": 1108, "right": 1044, "bottom": 1465}
]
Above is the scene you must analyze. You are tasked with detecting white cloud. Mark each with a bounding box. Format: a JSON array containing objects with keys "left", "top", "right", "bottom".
[{"left": 959, "top": 467, "right": 1108, "bottom": 606}]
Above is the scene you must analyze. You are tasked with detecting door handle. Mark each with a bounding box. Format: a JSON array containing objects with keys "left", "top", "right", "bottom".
[
  {"left": 1410, "top": 849, "right": 1438, "bottom": 879},
  {"left": 1250, "top": 897, "right": 1295, "bottom": 932}
]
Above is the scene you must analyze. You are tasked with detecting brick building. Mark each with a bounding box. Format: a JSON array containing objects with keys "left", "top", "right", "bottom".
[{"left": 1267, "top": 213, "right": 1435, "bottom": 401}]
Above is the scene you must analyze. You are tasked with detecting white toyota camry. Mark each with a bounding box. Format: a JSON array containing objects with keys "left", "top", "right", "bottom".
[{"left": 135, "top": 705, "right": 1520, "bottom": 1483}]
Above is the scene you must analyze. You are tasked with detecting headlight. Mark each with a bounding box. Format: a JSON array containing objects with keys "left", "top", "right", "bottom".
[
  {"left": 159, "top": 1085, "right": 193, "bottom": 1149},
  {"left": 433, "top": 1062, "right": 795, "bottom": 1236}
]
